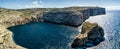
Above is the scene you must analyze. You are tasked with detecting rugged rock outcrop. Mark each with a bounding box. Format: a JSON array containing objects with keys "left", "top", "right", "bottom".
[
  {"left": 71, "top": 22, "right": 105, "bottom": 48},
  {"left": 0, "top": 25, "right": 25, "bottom": 49}
]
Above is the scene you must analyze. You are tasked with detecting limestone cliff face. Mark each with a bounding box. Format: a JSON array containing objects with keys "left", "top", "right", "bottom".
[
  {"left": 43, "top": 11, "right": 84, "bottom": 26},
  {"left": 42, "top": 7, "right": 105, "bottom": 27},
  {"left": 0, "top": 7, "right": 105, "bottom": 49}
]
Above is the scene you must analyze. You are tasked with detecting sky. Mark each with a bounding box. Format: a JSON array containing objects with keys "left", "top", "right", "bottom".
[{"left": 0, "top": 0, "right": 120, "bottom": 10}]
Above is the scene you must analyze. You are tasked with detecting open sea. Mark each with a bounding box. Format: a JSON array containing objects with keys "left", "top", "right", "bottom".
[{"left": 8, "top": 10, "right": 120, "bottom": 49}]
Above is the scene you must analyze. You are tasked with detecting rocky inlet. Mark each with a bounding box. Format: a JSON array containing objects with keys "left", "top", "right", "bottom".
[{"left": 0, "top": 6, "right": 105, "bottom": 49}]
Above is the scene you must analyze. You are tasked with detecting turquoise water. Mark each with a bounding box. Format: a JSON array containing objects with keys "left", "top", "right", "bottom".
[
  {"left": 8, "top": 22, "right": 80, "bottom": 49},
  {"left": 8, "top": 10, "right": 120, "bottom": 49}
]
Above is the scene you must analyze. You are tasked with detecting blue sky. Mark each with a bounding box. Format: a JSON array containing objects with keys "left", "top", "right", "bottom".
[{"left": 0, "top": 0, "right": 120, "bottom": 10}]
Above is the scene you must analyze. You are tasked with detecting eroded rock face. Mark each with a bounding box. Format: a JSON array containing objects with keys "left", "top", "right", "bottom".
[
  {"left": 43, "top": 11, "right": 84, "bottom": 26},
  {"left": 0, "top": 25, "right": 26, "bottom": 49},
  {"left": 71, "top": 22, "right": 105, "bottom": 48},
  {"left": 42, "top": 7, "right": 105, "bottom": 27}
]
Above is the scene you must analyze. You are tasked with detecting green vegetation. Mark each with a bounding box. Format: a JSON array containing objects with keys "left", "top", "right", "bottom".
[
  {"left": 0, "top": 6, "right": 100, "bottom": 18},
  {"left": 0, "top": 6, "right": 103, "bottom": 27},
  {"left": 82, "top": 22, "right": 98, "bottom": 34}
]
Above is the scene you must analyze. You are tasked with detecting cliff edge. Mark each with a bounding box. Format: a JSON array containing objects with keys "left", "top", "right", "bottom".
[{"left": 43, "top": 7, "right": 105, "bottom": 27}]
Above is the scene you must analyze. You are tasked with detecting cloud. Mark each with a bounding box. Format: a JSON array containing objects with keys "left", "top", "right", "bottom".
[{"left": 25, "top": 1, "right": 42, "bottom": 8}]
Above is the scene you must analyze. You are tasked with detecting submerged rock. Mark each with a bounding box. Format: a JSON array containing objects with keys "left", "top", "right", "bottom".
[{"left": 71, "top": 22, "right": 105, "bottom": 48}]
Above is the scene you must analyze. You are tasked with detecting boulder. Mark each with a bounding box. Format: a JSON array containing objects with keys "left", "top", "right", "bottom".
[
  {"left": 0, "top": 38, "right": 3, "bottom": 44},
  {"left": 71, "top": 22, "right": 105, "bottom": 48}
]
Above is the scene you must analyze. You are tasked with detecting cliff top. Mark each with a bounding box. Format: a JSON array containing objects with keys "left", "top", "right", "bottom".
[
  {"left": 0, "top": 6, "right": 105, "bottom": 27},
  {"left": 15, "top": 6, "right": 104, "bottom": 12},
  {"left": 0, "top": 6, "right": 105, "bottom": 18}
]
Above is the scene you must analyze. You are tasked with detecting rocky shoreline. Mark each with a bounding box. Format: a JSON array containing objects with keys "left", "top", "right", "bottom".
[
  {"left": 0, "top": 6, "right": 105, "bottom": 49},
  {"left": 71, "top": 22, "right": 105, "bottom": 49}
]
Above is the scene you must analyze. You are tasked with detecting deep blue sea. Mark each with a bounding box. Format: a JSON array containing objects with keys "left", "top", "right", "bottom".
[{"left": 8, "top": 10, "right": 120, "bottom": 49}]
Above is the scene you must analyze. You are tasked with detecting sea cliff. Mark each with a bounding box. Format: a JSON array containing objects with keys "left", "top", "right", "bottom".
[
  {"left": 43, "top": 7, "right": 105, "bottom": 26},
  {"left": 0, "top": 6, "right": 105, "bottom": 49}
]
